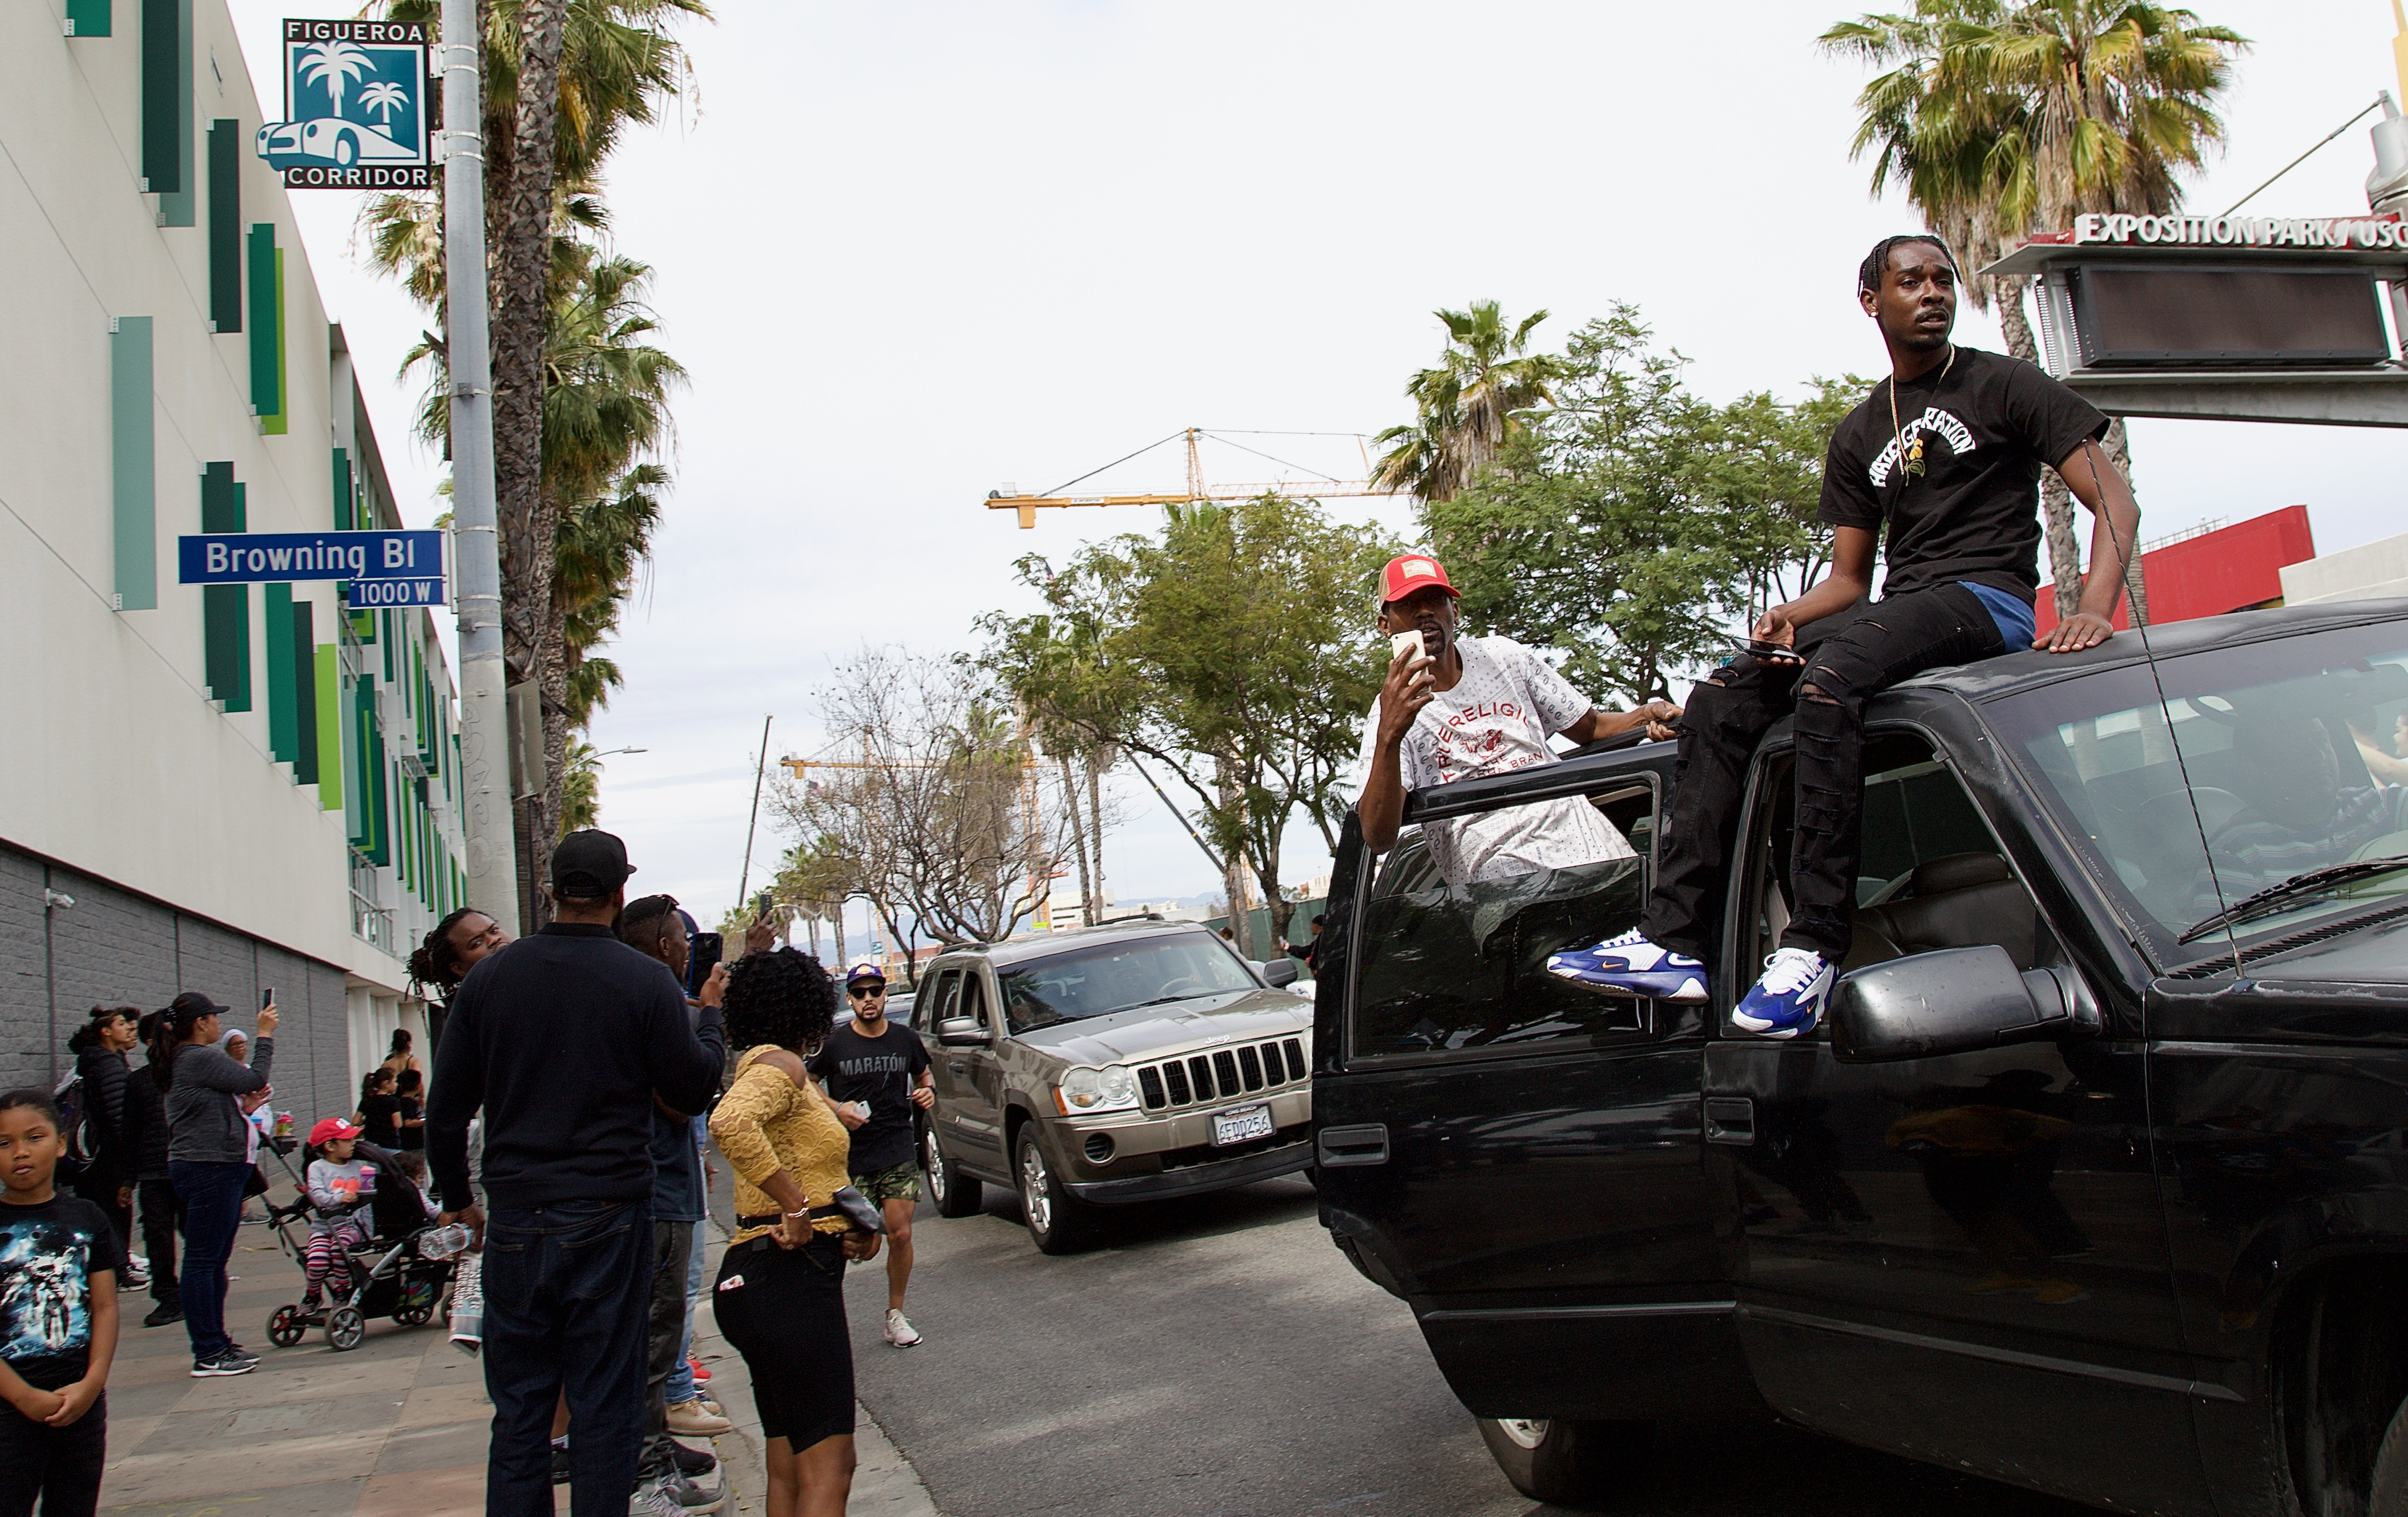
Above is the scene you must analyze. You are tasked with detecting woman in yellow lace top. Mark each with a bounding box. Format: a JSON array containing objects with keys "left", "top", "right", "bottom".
[{"left": 706, "top": 949, "right": 879, "bottom": 1517}]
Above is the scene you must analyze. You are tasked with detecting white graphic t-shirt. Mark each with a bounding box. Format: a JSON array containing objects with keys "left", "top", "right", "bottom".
[{"left": 1358, "top": 635, "right": 1635, "bottom": 886}]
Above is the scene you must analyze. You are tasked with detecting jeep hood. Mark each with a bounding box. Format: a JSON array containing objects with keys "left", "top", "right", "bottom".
[{"left": 1013, "top": 988, "right": 1308, "bottom": 1066}]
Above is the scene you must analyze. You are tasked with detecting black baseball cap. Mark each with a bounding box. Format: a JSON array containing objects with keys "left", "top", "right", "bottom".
[
  {"left": 552, "top": 829, "right": 635, "bottom": 900},
  {"left": 166, "top": 991, "right": 228, "bottom": 1027}
]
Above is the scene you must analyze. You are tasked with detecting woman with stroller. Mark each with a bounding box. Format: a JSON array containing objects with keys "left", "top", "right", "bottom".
[
  {"left": 154, "top": 991, "right": 274, "bottom": 1379},
  {"left": 297, "top": 1120, "right": 377, "bottom": 1317}
]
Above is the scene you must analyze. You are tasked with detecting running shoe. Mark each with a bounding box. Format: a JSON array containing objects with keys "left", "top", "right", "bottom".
[
  {"left": 1731, "top": 949, "right": 1834, "bottom": 1038},
  {"left": 142, "top": 1302, "right": 183, "bottom": 1327},
  {"left": 884, "top": 1308, "right": 923, "bottom": 1348},
  {"left": 1545, "top": 930, "right": 1709, "bottom": 1002},
  {"left": 668, "top": 1441, "right": 719, "bottom": 1478},
  {"left": 687, "top": 1355, "right": 711, "bottom": 1382},
  {"left": 639, "top": 1470, "right": 726, "bottom": 1512},
  {"left": 634, "top": 1488, "right": 687, "bottom": 1517},
  {"left": 191, "top": 1350, "right": 258, "bottom": 1377}
]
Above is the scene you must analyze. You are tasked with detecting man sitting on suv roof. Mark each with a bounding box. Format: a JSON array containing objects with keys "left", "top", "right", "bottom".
[{"left": 1357, "top": 552, "right": 1680, "bottom": 888}]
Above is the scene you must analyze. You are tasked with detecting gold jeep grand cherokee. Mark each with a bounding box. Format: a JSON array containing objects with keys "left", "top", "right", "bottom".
[{"left": 916, "top": 919, "right": 1314, "bottom": 1253}]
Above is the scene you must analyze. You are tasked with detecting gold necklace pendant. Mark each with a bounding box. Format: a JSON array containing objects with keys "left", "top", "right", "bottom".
[{"left": 1902, "top": 434, "right": 1926, "bottom": 479}]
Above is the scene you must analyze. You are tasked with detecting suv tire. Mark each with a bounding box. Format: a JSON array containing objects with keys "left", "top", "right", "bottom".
[
  {"left": 2372, "top": 1393, "right": 2408, "bottom": 1516},
  {"left": 1475, "top": 1417, "right": 1651, "bottom": 1509},
  {"left": 1015, "top": 1128, "right": 1098, "bottom": 1255},
  {"left": 925, "top": 1123, "right": 982, "bottom": 1218}
]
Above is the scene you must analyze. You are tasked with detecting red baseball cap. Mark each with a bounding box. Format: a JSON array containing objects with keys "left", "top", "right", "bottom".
[
  {"left": 1380, "top": 554, "right": 1461, "bottom": 608},
  {"left": 310, "top": 1118, "right": 362, "bottom": 1146}
]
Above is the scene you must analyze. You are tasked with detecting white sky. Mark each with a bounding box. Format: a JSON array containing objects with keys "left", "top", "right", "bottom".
[{"left": 229, "top": 1, "right": 2408, "bottom": 938}]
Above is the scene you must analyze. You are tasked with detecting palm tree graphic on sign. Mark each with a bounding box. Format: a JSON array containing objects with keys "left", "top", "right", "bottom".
[
  {"left": 358, "top": 80, "right": 408, "bottom": 130},
  {"left": 299, "top": 41, "right": 375, "bottom": 119}
]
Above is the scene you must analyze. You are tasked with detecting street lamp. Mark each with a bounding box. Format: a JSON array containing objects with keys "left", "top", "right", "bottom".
[{"left": 591, "top": 746, "right": 648, "bottom": 760}]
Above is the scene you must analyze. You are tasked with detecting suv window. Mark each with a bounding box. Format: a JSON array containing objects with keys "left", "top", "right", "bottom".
[
  {"left": 1348, "top": 778, "right": 1658, "bottom": 1059},
  {"left": 922, "top": 969, "right": 961, "bottom": 1027}
]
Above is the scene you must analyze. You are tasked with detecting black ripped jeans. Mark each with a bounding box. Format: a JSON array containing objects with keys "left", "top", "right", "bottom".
[{"left": 1639, "top": 584, "right": 2007, "bottom": 963}]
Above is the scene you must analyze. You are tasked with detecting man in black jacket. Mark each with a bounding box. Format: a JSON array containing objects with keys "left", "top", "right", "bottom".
[{"left": 428, "top": 831, "right": 724, "bottom": 1517}]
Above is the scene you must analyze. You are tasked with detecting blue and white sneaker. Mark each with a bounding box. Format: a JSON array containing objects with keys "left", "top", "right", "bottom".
[
  {"left": 1546, "top": 929, "right": 1709, "bottom": 1003},
  {"left": 1731, "top": 948, "right": 1835, "bottom": 1038}
]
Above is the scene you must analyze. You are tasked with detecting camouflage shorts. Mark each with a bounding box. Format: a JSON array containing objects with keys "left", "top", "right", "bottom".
[{"left": 852, "top": 1159, "right": 922, "bottom": 1205}]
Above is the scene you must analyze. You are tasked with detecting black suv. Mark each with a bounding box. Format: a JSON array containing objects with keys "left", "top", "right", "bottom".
[{"left": 1313, "top": 601, "right": 2408, "bottom": 1515}]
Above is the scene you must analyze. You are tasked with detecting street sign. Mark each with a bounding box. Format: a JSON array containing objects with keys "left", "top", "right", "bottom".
[
  {"left": 255, "top": 19, "right": 433, "bottom": 190},
  {"left": 179, "top": 530, "right": 446, "bottom": 606}
]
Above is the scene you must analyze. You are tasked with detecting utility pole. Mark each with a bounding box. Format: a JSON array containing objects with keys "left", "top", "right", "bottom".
[
  {"left": 737, "top": 714, "right": 773, "bottom": 909},
  {"left": 438, "top": 0, "right": 519, "bottom": 933}
]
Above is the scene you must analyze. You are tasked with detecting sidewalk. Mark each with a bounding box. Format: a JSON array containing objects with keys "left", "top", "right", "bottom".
[{"left": 95, "top": 1223, "right": 937, "bottom": 1517}]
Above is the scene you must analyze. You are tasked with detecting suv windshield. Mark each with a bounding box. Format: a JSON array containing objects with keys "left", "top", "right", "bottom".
[
  {"left": 998, "top": 933, "right": 1262, "bottom": 1033},
  {"left": 1984, "top": 620, "right": 2408, "bottom": 965}
]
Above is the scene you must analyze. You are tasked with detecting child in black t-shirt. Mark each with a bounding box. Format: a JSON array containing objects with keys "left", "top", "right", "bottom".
[
  {"left": 394, "top": 1070, "right": 426, "bottom": 1152},
  {"left": 0, "top": 1087, "right": 122, "bottom": 1517},
  {"left": 354, "top": 1070, "right": 402, "bottom": 1151}
]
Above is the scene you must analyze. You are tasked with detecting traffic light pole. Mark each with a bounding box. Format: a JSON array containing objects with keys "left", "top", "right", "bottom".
[{"left": 437, "top": 0, "right": 520, "bottom": 934}]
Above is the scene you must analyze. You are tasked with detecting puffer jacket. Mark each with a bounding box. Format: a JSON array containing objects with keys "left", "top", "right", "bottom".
[
  {"left": 72, "top": 1043, "right": 134, "bottom": 1184},
  {"left": 128, "top": 1056, "right": 171, "bottom": 1181},
  {"left": 165, "top": 1037, "right": 273, "bottom": 1165}
]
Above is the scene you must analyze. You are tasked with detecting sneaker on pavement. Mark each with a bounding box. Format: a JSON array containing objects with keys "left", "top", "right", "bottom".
[
  {"left": 668, "top": 1441, "right": 719, "bottom": 1478},
  {"left": 687, "top": 1355, "right": 711, "bottom": 1382},
  {"left": 634, "top": 1487, "right": 687, "bottom": 1517},
  {"left": 122, "top": 1265, "right": 150, "bottom": 1289},
  {"left": 1545, "top": 930, "right": 1709, "bottom": 1002},
  {"left": 1731, "top": 948, "right": 1834, "bottom": 1038},
  {"left": 699, "top": 1398, "right": 724, "bottom": 1418},
  {"left": 665, "top": 1398, "right": 732, "bottom": 1437},
  {"left": 142, "top": 1302, "right": 184, "bottom": 1327},
  {"left": 640, "top": 1470, "right": 726, "bottom": 1512},
  {"left": 884, "top": 1308, "right": 922, "bottom": 1347},
  {"left": 191, "top": 1350, "right": 257, "bottom": 1377}
]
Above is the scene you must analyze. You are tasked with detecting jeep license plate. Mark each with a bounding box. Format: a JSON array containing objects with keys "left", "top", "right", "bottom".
[{"left": 1211, "top": 1104, "right": 1274, "bottom": 1147}]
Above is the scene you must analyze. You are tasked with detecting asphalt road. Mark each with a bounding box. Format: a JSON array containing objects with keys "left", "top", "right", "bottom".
[{"left": 837, "top": 1172, "right": 2105, "bottom": 1517}]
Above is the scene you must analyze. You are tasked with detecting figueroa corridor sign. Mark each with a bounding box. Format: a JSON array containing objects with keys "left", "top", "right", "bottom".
[{"left": 255, "top": 19, "right": 433, "bottom": 189}]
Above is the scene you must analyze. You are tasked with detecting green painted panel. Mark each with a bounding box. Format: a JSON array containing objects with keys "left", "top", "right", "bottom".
[
  {"left": 109, "top": 319, "right": 155, "bottom": 610},
  {"left": 368, "top": 737, "right": 392, "bottom": 867},
  {"left": 139, "top": 0, "right": 180, "bottom": 193},
  {"left": 292, "top": 599, "right": 318, "bottom": 784},
  {"left": 157, "top": 0, "right": 192, "bottom": 225},
  {"left": 207, "top": 122, "right": 239, "bottom": 330},
  {"left": 263, "top": 250, "right": 288, "bottom": 435},
  {"left": 349, "top": 676, "right": 374, "bottom": 849},
  {"left": 263, "top": 582, "right": 295, "bottom": 756},
  {"left": 246, "top": 227, "right": 277, "bottom": 417},
  {"left": 202, "top": 586, "right": 247, "bottom": 710},
  {"left": 316, "top": 644, "right": 344, "bottom": 810},
  {"left": 198, "top": 461, "right": 239, "bottom": 531},
  {"left": 63, "top": 0, "right": 111, "bottom": 37},
  {"left": 330, "top": 448, "right": 350, "bottom": 530}
]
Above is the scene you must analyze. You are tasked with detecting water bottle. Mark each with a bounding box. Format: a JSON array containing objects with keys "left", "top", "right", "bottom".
[{"left": 420, "top": 1223, "right": 473, "bottom": 1260}]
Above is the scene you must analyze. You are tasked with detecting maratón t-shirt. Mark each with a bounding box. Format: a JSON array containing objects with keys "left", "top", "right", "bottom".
[
  {"left": 806, "top": 1022, "right": 932, "bottom": 1176},
  {"left": 1356, "top": 635, "right": 1635, "bottom": 887},
  {"left": 0, "top": 1192, "right": 123, "bottom": 1391},
  {"left": 1819, "top": 345, "right": 2108, "bottom": 602}
]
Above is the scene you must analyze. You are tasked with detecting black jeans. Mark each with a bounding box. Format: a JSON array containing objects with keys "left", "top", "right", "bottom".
[
  {"left": 0, "top": 1393, "right": 106, "bottom": 1517},
  {"left": 480, "top": 1199, "right": 652, "bottom": 1517},
  {"left": 138, "top": 1179, "right": 181, "bottom": 1308},
  {"left": 168, "top": 1160, "right": 251, "bottom": 1361},
  {"left": 1640, "top": 584, "right": 2006, "bottom": 962},
  {"left": 640, "top": 1219, "right": 695, "bottom": 1474}
]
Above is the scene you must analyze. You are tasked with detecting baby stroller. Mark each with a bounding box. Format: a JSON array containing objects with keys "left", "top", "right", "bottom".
[{"left": 263, "top": 1143, "right": 465, "bottom": 1351}]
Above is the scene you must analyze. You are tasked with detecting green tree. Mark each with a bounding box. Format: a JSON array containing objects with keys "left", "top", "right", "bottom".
[
  {"left": 1370, "top": 301, "right": 1563, "bottom": 505},
  {"left": 1822, "top": 0, "right": 2246, "bottom": 617},
  {"left": 558, "top": 739, "right": 601, "bottom": 835}
]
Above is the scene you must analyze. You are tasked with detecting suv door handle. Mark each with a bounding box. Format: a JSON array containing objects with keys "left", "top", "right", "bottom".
[
  {"left": 1704, "top": 1097, "right": 1755, "bottom": 1147},
  {"left": 1317, "top": 1124, "right": 1389, "bottom": 1167}
]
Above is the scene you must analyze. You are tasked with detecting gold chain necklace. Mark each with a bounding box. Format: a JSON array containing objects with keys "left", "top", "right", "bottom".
[{"left": 1887, "top": 344, "right": 1955, "bottom": 483}]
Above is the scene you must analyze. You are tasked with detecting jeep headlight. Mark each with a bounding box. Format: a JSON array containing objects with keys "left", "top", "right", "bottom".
[{"left": 1058, "top": 1064, "right": 1138, "bottom": 1113}]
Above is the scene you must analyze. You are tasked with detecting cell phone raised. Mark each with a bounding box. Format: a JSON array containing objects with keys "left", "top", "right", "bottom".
[
  {"left": 262, "top": 987, "right": 275, "bottom": 1011},
  {"left": 1731, "top": 635, "right": 1805, "bottom": 665},
  {"left": 1390, "top": 630, "right": 1434, "bottom": 692},
  {"left": 755, "top": 890, "right": 775, "bottom": 924}
]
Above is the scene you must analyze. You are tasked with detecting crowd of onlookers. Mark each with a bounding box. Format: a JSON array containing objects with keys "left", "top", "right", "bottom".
[{"left": 3, "top": 825, "right": 916, "bottom": 1517}]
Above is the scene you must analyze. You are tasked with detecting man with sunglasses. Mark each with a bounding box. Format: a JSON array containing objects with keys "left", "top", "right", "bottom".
[{"left": 809, "top": 964, "right": 935, "bottom": 1348}]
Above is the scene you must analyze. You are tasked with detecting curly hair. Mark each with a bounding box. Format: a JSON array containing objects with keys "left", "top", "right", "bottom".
[
  {"left": 1858, "top": 233, "right": 1958, "bottom": 294},
  {"left": 408, "top": 909, "right": 485, "bottom": 999},
  {"left": 721, "top": 947, "right": 837, "bottom": 1055}
]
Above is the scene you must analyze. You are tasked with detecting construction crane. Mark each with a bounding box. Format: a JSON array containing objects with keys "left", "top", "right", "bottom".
[{"left": 986, "top": 426, "right": 1402, "bottom": 528}]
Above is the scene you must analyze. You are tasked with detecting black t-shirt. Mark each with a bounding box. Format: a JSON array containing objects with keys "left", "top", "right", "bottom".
[
  {"left": 397, "top": 1095, "right": 425, "bottom": 1151},
  {"left": 0, "top": 1192, "right": 123, "bottom": 1391},
  {"left": 360, "top": 1093, "right": 403, "bottom": 1149},
  {"left": 806, "top": 1022, "right": 931, "bottom": 1176},
  {"left": 1819, "top": 346, "right": 2107, "bottom": 602}
]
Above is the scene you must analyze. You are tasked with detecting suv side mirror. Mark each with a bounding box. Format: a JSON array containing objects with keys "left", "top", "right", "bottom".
[
  {"left": 935, "top": 1016, "right": 993, "bottom": 1047},
  {"left": 1830, "top": 946, "right": 2099, "bottom": 1063},
  {"left": 1261, "top": 957, "right": 1300, "bottom": 989}
]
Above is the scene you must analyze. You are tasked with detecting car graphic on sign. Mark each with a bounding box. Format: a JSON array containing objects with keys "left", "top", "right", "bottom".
[{"left": 255, "top": 116, "right": 416, "bottom": 172}]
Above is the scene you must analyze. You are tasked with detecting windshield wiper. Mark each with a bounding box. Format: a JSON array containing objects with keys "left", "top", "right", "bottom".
[
  {"left": 2177, "top": 855, "right": 2408, "bottom": 944},
  {"left": 1122, "top": 990, "right": 1230, "bottom": 1012}
]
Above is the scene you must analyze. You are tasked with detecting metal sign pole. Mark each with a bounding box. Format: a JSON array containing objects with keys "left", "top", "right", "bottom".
[{"left": 437, "top": 0, "right": 519, "bottom": 935}]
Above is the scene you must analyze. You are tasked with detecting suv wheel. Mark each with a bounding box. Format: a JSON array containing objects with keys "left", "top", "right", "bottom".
[
  {"left": 926, "top": 1122, "right": 982, "bottom": 1218},
  {"left": 1015, "top": 1128, "right": 1096, "bottom": 1254},
  {"left": 1475, "top": 1416, "right": 1651, "bottom": 1508},
  {"left": 2372, "top": 1393, "right": 2408, "bottom": 1515}
]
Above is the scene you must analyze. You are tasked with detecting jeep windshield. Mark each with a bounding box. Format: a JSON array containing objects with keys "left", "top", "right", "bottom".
[
  {"left": 1984, "top": 620, "right": 2408, "bottom": 966},
  {"left": 998, "top": 934, "right": 1262, "bottom": 1034}
]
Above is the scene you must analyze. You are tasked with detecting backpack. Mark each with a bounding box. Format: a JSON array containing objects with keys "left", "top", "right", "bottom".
[{"left": 51, "top": 1068, "right": 98, "bottom": 1178}]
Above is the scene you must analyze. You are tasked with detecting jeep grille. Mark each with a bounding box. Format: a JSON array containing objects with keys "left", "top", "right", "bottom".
[{"left": 1135, "top": 1036, "right": 1308, "bottom": 1111}]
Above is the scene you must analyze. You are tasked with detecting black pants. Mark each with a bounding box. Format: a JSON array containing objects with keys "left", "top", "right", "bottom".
[
  {"left": 1640, "top": 584, "right": 2006, "bottom": 962},
  {"left": 0, "top": 1394, "right": 106, "bottom": 1517},
  {"left": 640, "top": 1219, "right": 695, "bottom": 1474},
  {"left": 481, "top": 1199, "right": 652, "bottom": 1517},
  {"left": 712, "top": 1233, "right": 854, "bottom": 1450},
  {"left": 137, "top": 1179, "right": 180, "bottom": 1308}
]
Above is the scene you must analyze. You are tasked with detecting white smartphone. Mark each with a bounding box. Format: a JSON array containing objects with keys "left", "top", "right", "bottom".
[{"left": 1390, "top": 628, "right": 1433, "bottom": 675}]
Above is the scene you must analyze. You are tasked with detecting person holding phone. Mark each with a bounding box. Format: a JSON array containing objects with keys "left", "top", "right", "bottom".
[
  {"left": 1550, "top": 234, "right": 2139, "bottom": 1036},
  {"left": 153, "top": 992, "right": 275, "bottom": 1377},
  {"left": 1357, "top": 553, "right": 1679, "bottom": 887}
]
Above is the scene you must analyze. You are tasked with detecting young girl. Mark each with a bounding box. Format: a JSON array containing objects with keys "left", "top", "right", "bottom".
[
  {"left": 299, "top": 1120, "right": 378, "bottom": 1315},
  {"left": 0, "top": 1087, "right": 120, "bottom": 1517},
  {"left": 354, "top": 1070, "right": 401, "bottom": 1151}
]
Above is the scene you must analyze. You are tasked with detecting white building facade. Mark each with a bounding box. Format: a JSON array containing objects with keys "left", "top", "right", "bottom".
[{"left": 2, "top": 0, "right": 464, "bottom": 1121}]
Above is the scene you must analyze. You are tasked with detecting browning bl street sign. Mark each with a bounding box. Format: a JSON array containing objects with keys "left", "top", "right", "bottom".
[{"left": 255, "top": 19, "right": 433, "bottom": 190}]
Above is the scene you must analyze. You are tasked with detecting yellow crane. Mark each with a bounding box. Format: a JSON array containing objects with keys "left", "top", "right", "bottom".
[{"left": 985, "top": 426, "right": 1401, "bottom": 528}]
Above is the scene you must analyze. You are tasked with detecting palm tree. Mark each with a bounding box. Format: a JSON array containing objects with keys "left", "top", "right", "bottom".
[
  {"left": 359, "top": 80, "right": 409, "bottom": 130},
  {"left": 1822, "top": 1, "right": 2246, "bottom": 621},
  {"left": 299, "top": 41, "right": 374, "bottom": 118},
  {"left": 1372, "top": 301, "right": 1561, "bottom": 505},
  {"left": 558, "top": 740, "right": 602, "bottom": 836}
]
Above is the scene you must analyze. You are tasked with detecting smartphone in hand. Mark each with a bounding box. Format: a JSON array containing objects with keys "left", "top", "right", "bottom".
[{"left": 1390, "top": 630, "right": 1434, "bottom": 692}]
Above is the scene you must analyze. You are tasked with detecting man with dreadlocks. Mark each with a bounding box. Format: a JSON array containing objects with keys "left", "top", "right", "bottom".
[{"left": 1549, "top": 233, "right": 2142, "bottom": 1036}]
